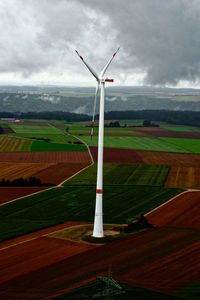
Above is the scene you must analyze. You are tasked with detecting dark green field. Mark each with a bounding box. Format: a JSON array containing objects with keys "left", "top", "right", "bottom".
[
  {"left": 56, "top": 280, "right": 182, "bottom": 300},
  {"left": 65, "top": 163, "right": 170, "bottom": 186},
  {"left": 0, "top": 185, "right": 183, "bottom": 242},
  {"left": 175, "top": 281, "right": 200, "bottom": 300},
  {"left": 30, "top": 140, "right": 87, "bottom": 151}
]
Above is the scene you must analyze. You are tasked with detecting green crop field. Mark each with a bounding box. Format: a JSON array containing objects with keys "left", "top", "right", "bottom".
[
  {"left": 162, "top": 126, "right": 200, "bottom": 132},
  {"left": 0, "top": 185, "right": 183, "bottom": 241},
  {"left": 0, "top": 136, "right": 32, "bottom": 152},
  {"left": 65, "top": 163, "right": 170, "bottom": 186},
  {"left": 69, "top": 127, "right": 137, "bottom": 134},
  {"left": 9, "top": 124, "right": 77, "bottom": 144},
  {"left": 159, "top": 137, "right": 200, "bottom": 154},
  {"left": 79, "top": 136, "right": 190, "bottom": 153},
  {"left": 175, "top": 281, "right": 200, "bottom": 300},
  {"left": 31, "top": 140, "right": 87, "bottom": 151},
  {"left": 14, "top": 133, "right": 77, "bottom": 144}
]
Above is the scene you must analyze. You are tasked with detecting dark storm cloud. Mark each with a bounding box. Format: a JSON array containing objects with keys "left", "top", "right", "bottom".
[
  {"left": 1, "top": 0, "right": 200, "bottom": 85},
  {"left": 82, "top": 0, "right": 200, "bottom": 85}
]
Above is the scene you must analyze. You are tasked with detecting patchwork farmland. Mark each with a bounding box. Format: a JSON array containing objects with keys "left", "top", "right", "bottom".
[{"left": 1, "top": 119, "right": 200, "bottom": 299}]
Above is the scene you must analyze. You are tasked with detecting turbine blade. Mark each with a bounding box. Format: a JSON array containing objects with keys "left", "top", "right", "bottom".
[
  {"left": 100, "top": 47, "right": 120, "bottom": 78},
  {"left": 75, "top": 50, "right": 99, "bottom": 81},
  {"left": 91, "top": 83, "right": 99, "bottom": 138}
]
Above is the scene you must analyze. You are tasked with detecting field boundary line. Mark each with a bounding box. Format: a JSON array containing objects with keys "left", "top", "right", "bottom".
[
  {"left": 145, "top": 189, "right": 199, "bottom": 217},
  {"left": 0, "top": 236, "right": 39, "bottom": 251},
  {"left": 0, "top": 186, "right": 56, "bottom": 207},
  {"left": 57, "top": 163, "right": 93, "bottom": 187},
  {"left": 58, "top": 133, "right": 94, "bottom": 186},
  {"left": 69, "top": 133, "right": 94, "bottom": 164}
]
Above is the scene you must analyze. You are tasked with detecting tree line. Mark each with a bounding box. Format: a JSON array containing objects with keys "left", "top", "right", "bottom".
[{"left": 1, "top": 110, "right": 200, "bottom": 126}]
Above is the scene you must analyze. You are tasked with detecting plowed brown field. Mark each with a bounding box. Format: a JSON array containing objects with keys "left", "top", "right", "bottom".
[
  {"left": 34, "top": 162, "right": 90, "bottom": 184},
  {"left": 0, "top": 187, "right": 48, "bottom": 204},
  {"left": 165, "top": 166, "right": 200, "bottom": 188},
  {"left": 0, "top": 228, "right": 198, "bottom": 299},
  {"left": 0, "top": 151, "right": 91, "bottom": 163},
  {"left": 2, "top": 128, "right": 15, "bottom": 133},
  {"left": 0, "top": 162, "right": 54, "bottom": 181},
  {"left": 135, "top": 127, "right": 200, "bottom": 138},
  {"left": 90, "top": 146, "right": 144, "bottom": 164},
  {"left": 90, "top": 147, "right": 200, "bottom": 166},
  {"left": 146, "top": 191, "right": 200, "bottom": 230},
  {"left": 138, "top": 150, "right": 200, "bottom": 167},
  {"left": 0, "top": 236, "right": 96, "bottom": 284},
  {"left": 115, "top": 238, "right": 200, "bottom": 294}
]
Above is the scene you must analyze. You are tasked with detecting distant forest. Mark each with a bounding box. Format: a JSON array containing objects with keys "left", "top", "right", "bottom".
[{"left": 1, "top": 110, "right": 200, "bottom": 126}]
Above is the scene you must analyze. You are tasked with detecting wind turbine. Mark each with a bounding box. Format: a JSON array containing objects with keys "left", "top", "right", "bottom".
[{"left": 75, "top": 48, "right": 120, "bottom": 237}]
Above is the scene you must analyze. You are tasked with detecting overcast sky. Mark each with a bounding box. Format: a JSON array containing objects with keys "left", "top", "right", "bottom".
[{"left": 1, "top": 0, "right": 200, "bottom": 87}]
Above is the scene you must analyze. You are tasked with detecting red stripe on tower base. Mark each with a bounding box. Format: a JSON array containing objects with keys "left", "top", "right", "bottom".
[{"left": 96, "top": 189, "right": 103, "bottom": 194}]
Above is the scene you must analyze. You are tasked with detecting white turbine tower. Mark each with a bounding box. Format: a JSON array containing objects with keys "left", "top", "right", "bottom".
[{"left": 75, "top": 48, "right": 120, "bottom": 237}]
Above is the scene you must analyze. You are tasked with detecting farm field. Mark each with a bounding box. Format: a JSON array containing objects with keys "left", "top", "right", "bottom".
[
  {"left": 2, "top": 119, "right": 200, "bottom": 299},
  {"left": 0, "top": 227, "right": 199, "bottom": 299},
  {"left": 176, "top": 281, "right": 200, "bottom": 300},
  {"left": 0, "top": 185, "right": 182, "bottom": 241},
  {"left": 0, "top": 161, "right": 89, "bottom": 186},
  {"left": 0, "top": 234, "right": 96, "bottom": 285},
  {"left": 34, "top": 162, "right": 90, "bottom": 185},
  {"left": 80, "top": 135, "right": 191, "bottom": 152},
  {"left": 90, "top": 146, "right": 200, "bottom": 166},
  {"left": 0, "top": 136, "right": 32, "bottom": 152},
  {"left": 30, "top": 139, "right": 87, "bottom": 151},
  {"left": 0, "top": 151, "right": 91, "bottom": 163},
  {"left": 134, "top": 127, "right": 200, "bottom": 139},
  {"left": 165, "top": 166, "right": 200, "bottom": 189},
  {"left": 146, "top": 191, "right": 200, "bottom": 230},
  {"left": 60, "top": 281, "right": 182, "bottom": 300},
  {"left": 0, "top": 135, "right": 87, "bottom": 152},
  {"left": 65, "top": 163, "right": 170, "bottom": 187},
  {"left": 0, "top": 187, "right": 48, "bottom": 205},
  {"left": 138, "top": 150, "right": 200, "bottom": 167},
  {"left": 162, "top": 125, "right": 200, "bottom": 132},
  {"left": 90, "top": 146, "right": 144, "bottom": 163},
  {"left": 9, "top": 123, "right": 78, "bottom": 144},
  {"left": 0, "top": 162, "right": 54, "bottom": 181},
  {"left": 114, "top": 236, "right": 200, "bottom": 294},
  {"left": 159, "top": 137, "right": 200, "bottom": 154}
]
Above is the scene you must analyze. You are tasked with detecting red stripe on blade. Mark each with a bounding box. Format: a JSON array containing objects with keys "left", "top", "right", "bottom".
[{"left": 96, "top": 189, "right": 103, "bottom": 194}]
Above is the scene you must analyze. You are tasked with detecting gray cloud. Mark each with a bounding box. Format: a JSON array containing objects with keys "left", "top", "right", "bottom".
[
  {"left": 84, "top": 0, "right": 200, "bottom": 85},
  {"left": 1, "top": 0, "right": 200, "bottom": 86}
]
